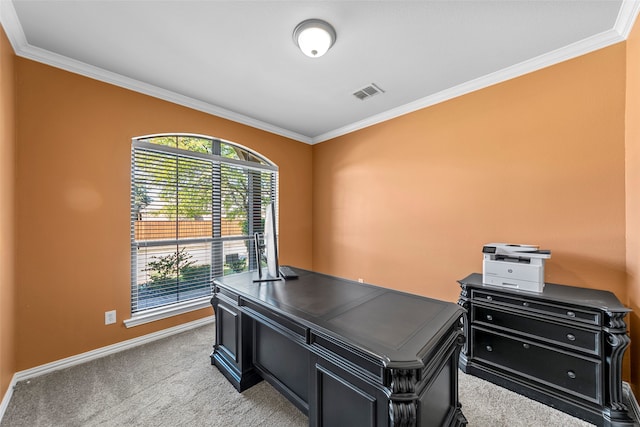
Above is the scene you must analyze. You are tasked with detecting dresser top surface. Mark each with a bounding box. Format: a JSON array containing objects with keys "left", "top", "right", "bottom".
[
  {"left": 214, "top": 268, "right": 464, "bottom": 367},
  {"left": 459, "top": 273, "right": 629, "bottom": 313}
]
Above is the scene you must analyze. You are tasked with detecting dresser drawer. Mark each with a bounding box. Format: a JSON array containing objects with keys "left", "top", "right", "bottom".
[
  {"left": 472, "top": 305, "right": 600, "bottom": 355},
  {"left": 472, "top": 327, "right": 602, "bottom": 404},
  {"left": 471, "top": 290, "right": 600, "bottom": 326}
]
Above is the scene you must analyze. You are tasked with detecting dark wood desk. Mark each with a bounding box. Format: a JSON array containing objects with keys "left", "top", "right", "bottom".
[{"left": 210, "top": 268, "right": 467, "bottom": 427}]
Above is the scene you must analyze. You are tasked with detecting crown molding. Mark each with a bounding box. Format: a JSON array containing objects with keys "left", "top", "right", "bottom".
[
  {"left": 0, "top": 0, "right": 312, "bottom": 144},
  {"left": 312, "top": 28, "right": 632, "bottom": 144},
  {"left": 615, "top": 0, "right": 640, "bottom": 39},
  {"left": 20, "top": 43, "right": 313, "bottom": 144},
  {"left": 311, "top": 1, "right": 640, "bottom": 144},
  {"left": 0, "top": 0, "right": 26, "bottom": 49},
  {"left": 2, "top": 0, "right": 638, "bottom": 146},
  {"left": 19, "top": 44, "right": 313, "bottom": 145}
]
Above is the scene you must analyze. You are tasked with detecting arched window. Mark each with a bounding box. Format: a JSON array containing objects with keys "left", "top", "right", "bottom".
[{"left": 128, "top": 134, "right": 278, "bottom": 325}]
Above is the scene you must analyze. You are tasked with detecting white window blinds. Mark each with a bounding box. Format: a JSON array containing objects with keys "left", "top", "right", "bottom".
[{"left": 130, "top": 135, "right": 277, "bottom": 315}]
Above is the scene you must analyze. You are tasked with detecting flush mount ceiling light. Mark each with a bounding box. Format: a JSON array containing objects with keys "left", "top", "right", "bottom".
[{"left": 293, "top": 19, "right": 336, "bottom": 58}]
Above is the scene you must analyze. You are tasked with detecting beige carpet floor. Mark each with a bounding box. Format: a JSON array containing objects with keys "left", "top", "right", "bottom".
[{"left": 0, "top": 322, "right": 596, "bottom": 426}]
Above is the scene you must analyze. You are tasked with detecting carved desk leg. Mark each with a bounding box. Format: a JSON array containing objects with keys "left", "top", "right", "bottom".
[
  {"left": 457, "top": 284, "right": 470, "bottom": 371},
  {"left": 453, "top": 333, "right": 468, "bottom": 427},
  {"left": 388, "top": 328, "right": 468, "bottom": 427},
  {"left": 389, "top": 369, "right": 418, "bottom": 427},
  {"left": 603, "top": 311, "right": 635, "bottom": 427}
]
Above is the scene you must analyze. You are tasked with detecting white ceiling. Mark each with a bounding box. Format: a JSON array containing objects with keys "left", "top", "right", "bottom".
[{"left": 1, "top": 1, "right": 639, "bottom": 144}]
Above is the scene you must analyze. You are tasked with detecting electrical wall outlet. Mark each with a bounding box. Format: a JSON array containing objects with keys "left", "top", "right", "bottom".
[
  {"left": 105, "top": 310, "right": 116, "bottom": 325},
  {"left": 358, "top": 278, "right": 364, "bottom": 283}
]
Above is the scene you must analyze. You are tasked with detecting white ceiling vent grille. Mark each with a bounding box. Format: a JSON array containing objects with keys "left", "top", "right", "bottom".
[{"left": 353, "top": 83, "right": 385, "bottom": 101}]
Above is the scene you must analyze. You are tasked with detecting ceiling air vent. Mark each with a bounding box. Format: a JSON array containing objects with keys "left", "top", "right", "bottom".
[{"left": 353, "top": 83, "right": 385, "bottom": 101}]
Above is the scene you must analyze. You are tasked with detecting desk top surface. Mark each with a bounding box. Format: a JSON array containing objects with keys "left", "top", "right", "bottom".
[{"left": 213, "top": 267, "right": 464, "bottom": 368}]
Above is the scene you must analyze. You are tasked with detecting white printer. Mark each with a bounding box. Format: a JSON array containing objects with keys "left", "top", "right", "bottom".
[{"left": 482, "top": 243, "right": 551, "bottom": 293}]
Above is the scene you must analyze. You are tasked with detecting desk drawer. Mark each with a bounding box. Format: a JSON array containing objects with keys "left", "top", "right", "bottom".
[
  {"left": 471, "top": 290, "right": 600, "bottom": 326},
  {"left": 310, "top": 332, "right": 385, "bottom": 380},
  {"left": 472, "top": 327, "right": 601, "bottom": 404},
  {"left": 242, "top": 300, "right": 308, "bottom": 340},
  {"left": 473, "top": 305, "right": 600, "bottom": 355}
]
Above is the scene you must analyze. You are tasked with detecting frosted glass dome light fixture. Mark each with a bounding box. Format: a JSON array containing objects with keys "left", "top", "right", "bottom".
[{"left": 293, "top": 19, "right": 336, "bottom": 58}]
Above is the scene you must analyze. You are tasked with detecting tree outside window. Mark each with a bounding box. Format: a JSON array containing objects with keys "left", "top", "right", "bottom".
[{"left": 131, "top": 134, "right": 278, "bottom": 313}]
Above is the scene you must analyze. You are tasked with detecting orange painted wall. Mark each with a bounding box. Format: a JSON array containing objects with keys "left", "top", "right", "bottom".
[
  {"left": 0, "top": 27, "right": 16, "bottom": 397},
  {"left": 14, "top": 59, "right": 313, "bottom": 370},
  {"left": 4, "top": 15, "right": 640, "bottom": 398},
  {"left": 626, "top": 17, "right": 640, "bottom": 395},
  {"left": 313, "top": 43, "right": 631, "bottom": 374}
]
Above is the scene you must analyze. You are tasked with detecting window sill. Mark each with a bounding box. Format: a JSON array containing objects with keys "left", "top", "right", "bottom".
[{"left": 124, "top": 296, "right": 213, "bottom": 328}]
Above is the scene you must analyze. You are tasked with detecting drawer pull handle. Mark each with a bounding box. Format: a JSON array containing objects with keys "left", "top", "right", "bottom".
[
  {"left": 567, "top": 334, "right": 576, "bottom": 341},
  {"left": 486, "top": 345, "right": 493, "bottom": 352},
  {"left": 486, "top": 314, "right": 493, "bottom": 321},
  {"left": 522, "top": 343, "right": 530, "bottom": 349},
  {"left": 486, "top": 296, "right": 493, "bottom": 301},
  {"left": 567, "top": 370, "right": 576, "bottom": 379},
  {"left": 522, "top": 302, "right": 530, "bottom": 307},
  {"left": 567, "top": 311, "right": 576, "bottom": 317}
]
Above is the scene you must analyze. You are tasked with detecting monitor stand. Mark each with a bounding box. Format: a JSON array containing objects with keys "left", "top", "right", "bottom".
[{"left": 252, "top": 271, "right": 282, "bottom": 283}]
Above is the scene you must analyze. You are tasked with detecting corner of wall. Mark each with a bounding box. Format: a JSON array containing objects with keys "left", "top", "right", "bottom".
[
  {"left": 625, "top": 9, "right": 640, "bottom": 397},
  {"left": 0, "top": 21, "right": 17, "bottom": 417}
]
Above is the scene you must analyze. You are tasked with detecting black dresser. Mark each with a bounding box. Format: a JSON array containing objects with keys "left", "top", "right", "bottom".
[
  {"left": 458, "top": 273, "right": 634, "bottom": 427},
  {"left": 211, "top": 268, "right": 467, "bottom": 426}
]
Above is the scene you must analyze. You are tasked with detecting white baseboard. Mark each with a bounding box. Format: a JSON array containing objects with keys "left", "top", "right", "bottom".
[
  {"left": 0, "top": 315, "right": 215, "bottom": 422},
  {"left": 623, "top": 381, "right": 640, "bottom": 423},
  {"left": 0, "top": 375, "right": 16, "bottom": 425}
]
